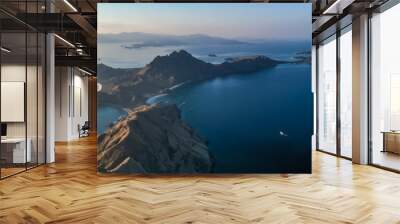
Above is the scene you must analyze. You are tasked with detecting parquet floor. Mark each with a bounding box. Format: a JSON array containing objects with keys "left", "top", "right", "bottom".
[{"left": 1, "top": 135, "right": 400, "bottom": 224}]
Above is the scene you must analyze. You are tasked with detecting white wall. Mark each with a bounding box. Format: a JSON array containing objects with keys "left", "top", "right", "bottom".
[
  {"left": 72, "top": 73, "right": 89, "bottom": 138},
  {"left": 55, "top": 67, "right": 89, "bottom": 141},
  {"left": 55, "top": 66, "right": 70, "bottom": 141}
]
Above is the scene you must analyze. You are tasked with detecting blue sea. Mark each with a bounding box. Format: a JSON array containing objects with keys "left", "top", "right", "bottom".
[
  {"left": 98, "top": 41, "right": 312, "bottom": 172},
  {"left": 98, "top": 62, "right": 313, "bottom": 173}
]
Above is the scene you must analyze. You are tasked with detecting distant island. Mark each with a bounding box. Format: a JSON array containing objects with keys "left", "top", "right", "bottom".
[
  {"left": 293, "top": 51, "right": 311, "bottom": 64},
  {"left": 121, "top": 42, "right": 178, "bottom": 49},
  {"left": 100, "top": 32, "right": 247, "bottom": 49}
]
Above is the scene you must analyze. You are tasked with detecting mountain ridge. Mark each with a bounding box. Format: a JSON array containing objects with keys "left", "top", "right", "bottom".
[
  {"left": 98, "top": 50, "right": 283, "bottom": 108},
  {"left": 140, "top": 50, "right": 282, "bottom": 82},
  {"left": 98, "top": 104, "right": 213, "bottom": 173}
]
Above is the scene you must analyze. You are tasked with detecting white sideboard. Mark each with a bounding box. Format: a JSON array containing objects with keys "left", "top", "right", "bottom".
[{"left": 1, "top": 138, "right": 32, "bottom": 163}]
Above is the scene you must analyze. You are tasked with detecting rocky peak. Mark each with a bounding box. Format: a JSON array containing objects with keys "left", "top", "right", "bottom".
[
  {"left": 141, "top": 50, "right": 215, "bottom": 83},
  {"left": 98, "top": 104, "right": 213, "bottom": 173}
]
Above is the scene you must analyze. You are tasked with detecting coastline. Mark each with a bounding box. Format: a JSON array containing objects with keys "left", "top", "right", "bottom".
[
  {"left": 169, "top": 81, "right": 190, "bottom": 90},
  {"left": 145, "top": 93, "right": 169, "bottom": 105},
  {"left": 146, "top": 81, "right": 191, "bottom": 105}
]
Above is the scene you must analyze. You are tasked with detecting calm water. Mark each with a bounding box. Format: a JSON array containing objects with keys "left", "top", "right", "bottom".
[
  {"left": 147, "top": 63, "right": 313, "bottom": 173},
  {"left": 98, "top": 41, "right": 313, "bottom": 172}
]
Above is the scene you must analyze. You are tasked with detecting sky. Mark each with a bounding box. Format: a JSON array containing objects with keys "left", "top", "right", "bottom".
[{"left": 98, "top": 3, "right": 311, "bottom": 41}]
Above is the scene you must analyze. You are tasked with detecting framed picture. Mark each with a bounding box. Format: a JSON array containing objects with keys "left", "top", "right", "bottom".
[{"left": 97, "top": 3, "right": 312, "bottom": 174}]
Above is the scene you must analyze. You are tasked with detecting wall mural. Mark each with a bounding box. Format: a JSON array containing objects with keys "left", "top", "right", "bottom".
[{"left": 97, "top": 3, "right": 313, "bottom": 173}]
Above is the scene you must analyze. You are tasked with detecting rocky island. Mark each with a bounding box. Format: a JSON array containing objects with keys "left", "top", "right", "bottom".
[
  {"left": 98, "top": 50, "right": 283, "bottom": 108},
  {"left": 293, "top": 51, "right": 311, "bottom": 64}
]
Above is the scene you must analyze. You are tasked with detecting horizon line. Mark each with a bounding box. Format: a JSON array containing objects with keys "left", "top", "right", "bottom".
[{"left": 98, "top": 31, "right": 311, "bottom": 42}]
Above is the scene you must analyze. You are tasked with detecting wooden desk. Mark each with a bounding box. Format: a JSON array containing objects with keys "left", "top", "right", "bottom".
[
  {"left": 1, "top": 138, "right": 31, "bottom": 163},
  {"left": 382, "top": 131, "right": 400, "bottom": 154}
]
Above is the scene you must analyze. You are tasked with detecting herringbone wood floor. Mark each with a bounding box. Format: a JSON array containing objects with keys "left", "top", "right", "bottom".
[{"left": 1, "top": 135, "right": 400, "bottom": 224}]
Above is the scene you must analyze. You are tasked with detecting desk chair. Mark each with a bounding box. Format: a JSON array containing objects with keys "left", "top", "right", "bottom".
[{"left": 78, "top": 121, "right": 90, "bottom": 138}]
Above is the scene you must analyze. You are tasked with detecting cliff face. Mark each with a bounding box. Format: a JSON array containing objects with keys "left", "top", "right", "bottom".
[{"left": 98, "top": 104, "right": 213, "bottom": 173}]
